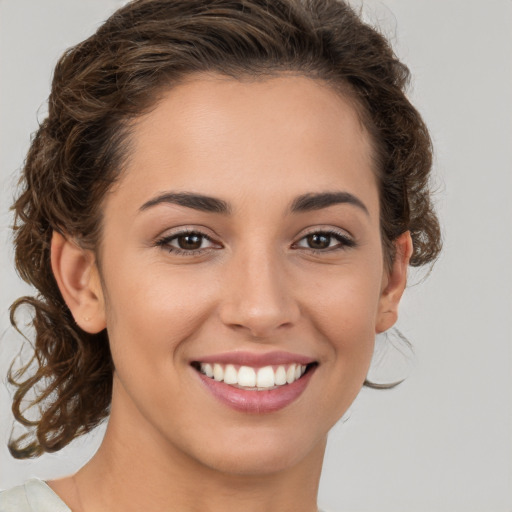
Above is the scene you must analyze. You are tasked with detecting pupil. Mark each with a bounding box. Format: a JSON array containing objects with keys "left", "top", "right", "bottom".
[
  {"left": 307, "top": 233, "right": 330, "bottom": 249},
  {"left": 178, "top": 234, "right": 202, "bottom": 250}
]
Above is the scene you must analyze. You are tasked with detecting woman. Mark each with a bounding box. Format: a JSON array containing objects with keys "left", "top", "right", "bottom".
[{"left": 1, "top": 0, "right": 440, "bottom": 510}]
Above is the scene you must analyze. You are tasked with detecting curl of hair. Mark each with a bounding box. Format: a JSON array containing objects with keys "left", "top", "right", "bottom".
[{"left": 9, "top": 0, "right": 441, "bottom": 458}]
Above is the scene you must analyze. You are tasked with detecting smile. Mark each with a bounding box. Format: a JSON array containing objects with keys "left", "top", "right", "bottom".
[
  {"left": 191, "top": 352, "right": 318, "bottom": 413},
  {"left": 196, "top": 363, "right": 309, "bottom": 390}
]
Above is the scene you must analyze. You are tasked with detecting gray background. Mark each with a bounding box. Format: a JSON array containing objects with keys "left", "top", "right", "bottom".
[{"left": 1, "top": 1, "right": 511, "bottom": 510}]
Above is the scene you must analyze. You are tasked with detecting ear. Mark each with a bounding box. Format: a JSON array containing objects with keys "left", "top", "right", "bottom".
[
  {"left": 375, "top": 231, "right": 413, "bottom": 334},
  {"left": 50, "top": 231, "right": 106, "bottom": 334}
]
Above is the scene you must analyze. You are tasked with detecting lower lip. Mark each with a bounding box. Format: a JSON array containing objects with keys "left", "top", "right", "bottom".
[{"left": 196, "top": 366, "right": 316, "bottom": 413}]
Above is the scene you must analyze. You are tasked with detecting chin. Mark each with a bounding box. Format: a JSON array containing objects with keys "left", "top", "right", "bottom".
[
  {"left": 200, "top": 449, "right": 307, "bottom": 476},
  {"left": 181, "top": 426, "right": 326, "bottom": 476}
]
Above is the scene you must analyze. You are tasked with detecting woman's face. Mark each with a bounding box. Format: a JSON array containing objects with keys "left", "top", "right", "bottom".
[{"left": 85, "top": 74, "right": 406, "bottom": 474}]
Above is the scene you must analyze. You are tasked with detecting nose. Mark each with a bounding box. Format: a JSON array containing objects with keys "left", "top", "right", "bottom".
[{"left": 218, "top": 246, "right": 300, "bottom": 339}]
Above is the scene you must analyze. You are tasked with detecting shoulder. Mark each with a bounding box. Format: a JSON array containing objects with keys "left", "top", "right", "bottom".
[{"left": 0, "top": 479, "right": 70, "bottom": 512}]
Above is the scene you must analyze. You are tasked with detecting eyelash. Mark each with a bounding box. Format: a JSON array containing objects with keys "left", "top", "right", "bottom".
[
  {"left": 293, "top": 229, "right": 356, "bottom": 253},
  {"left": 155, "top": 229, "right": 220, "bottom": 256},
  {"left": 155, "top": 228, "right": 356, "bottom": 256}
]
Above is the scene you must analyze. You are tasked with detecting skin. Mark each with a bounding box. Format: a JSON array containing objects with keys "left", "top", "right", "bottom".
[{"left": 49, "top": 74, "right": 412, "bottom": 512}]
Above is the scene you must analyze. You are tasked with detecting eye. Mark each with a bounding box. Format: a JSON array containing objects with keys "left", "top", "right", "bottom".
[
  {"left": 155, "top": 230, "right": 221, "bottom": 255},
  {"left": 294, "top": 230, "right": 355, "bottom": 252},
  {"left": 172, "top": 233, "right": 208, "bottom": 251}
]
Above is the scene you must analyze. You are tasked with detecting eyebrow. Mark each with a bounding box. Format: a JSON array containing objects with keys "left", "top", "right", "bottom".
[
  {"left": 290, "top": 192, "right": 369, "bottom": 215},
  {"left": 139, "top": 190, "right": 368, "bottom": 216},
  {"left": 139, "top": 192, "right": 231, "bottom": 214}
]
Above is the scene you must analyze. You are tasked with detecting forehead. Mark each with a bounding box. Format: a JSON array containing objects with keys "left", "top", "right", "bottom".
[{"left": 108, "top": 74, "right": 379, "bottom": 219}]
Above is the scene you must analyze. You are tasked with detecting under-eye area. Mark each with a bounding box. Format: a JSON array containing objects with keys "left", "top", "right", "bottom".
[{"left": 191, "top": 362, "right": 319, "bottom": 391}]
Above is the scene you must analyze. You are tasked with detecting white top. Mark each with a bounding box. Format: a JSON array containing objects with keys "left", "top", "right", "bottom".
[
  {"left": 0, "top": 479, "right": 331, "bottom": 512},
  {"left": 0, "top": 479, "right": 70, "bottom": 512}
]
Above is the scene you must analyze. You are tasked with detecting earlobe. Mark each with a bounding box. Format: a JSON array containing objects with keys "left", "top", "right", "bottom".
[
  {"left": 50, "top": 231, "right": 106, "bottom": 334},
  {"left": 375, "top": 231, "right": 413, "bottom": 334}
]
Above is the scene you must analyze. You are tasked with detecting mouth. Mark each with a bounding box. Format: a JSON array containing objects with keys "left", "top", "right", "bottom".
[
  {"left": 190, "top": 354, "right": 318, "bottom": 413},
  {"left": 191, "top": 361, "right": 317, "bottom": 391}
]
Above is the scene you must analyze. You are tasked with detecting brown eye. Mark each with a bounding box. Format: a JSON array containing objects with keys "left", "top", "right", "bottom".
[
  {"left": 294, "top": 230, "right": 356, "bottom": 252},
  {"left": 176, "top": 233, "right": 203, "bottom": 250},
  {"left": 156, "top": 231, "right": 219, "bottom": 254},
  {"left": 306, "top": 233, "right": 331, "bottom": 249}
]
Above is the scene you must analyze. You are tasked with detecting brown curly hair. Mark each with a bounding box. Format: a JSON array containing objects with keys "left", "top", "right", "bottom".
[{"left": 8, "top": 0, "right": 441, "bottom": 458}]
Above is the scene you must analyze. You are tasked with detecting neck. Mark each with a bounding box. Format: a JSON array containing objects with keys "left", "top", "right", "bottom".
[{"left": 66, "top": 386, "right": 326, "bottom": 512}]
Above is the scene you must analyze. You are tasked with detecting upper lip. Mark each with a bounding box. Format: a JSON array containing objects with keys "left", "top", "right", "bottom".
[{"left": 191, "top": 351, "right": 316, "bottom": 367}]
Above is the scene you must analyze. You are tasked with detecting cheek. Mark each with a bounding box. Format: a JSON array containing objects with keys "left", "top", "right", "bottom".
[
  {"left": 102, "top": 258, "right": 217, "bottom": 367},
  {"left": 304, "top": 263, "right": 383, "bottom": 344},
  {"left": 315, "top": 285, "right": 377, "bottom": 376},
  {"left": 311, "top": 304, "right": 376, "bottom": 424},
  {"left": 99, "top": 261, "right": 220, "bottom": 426},
  {"left": 301, "top": 263, "right": 382, "bottom": 404}
]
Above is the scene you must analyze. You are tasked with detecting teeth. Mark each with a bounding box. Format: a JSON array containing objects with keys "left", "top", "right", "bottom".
[
  {"left": 275, "top": 366, "right": 287, "bottom": 385},
  {"left": 223, "top": 364, "right": 238, "bottom": 384},
  {"left": 256, "top": 366, "right": 275, "bottom": 388},
  {"left": 238, "top": 366, "right": 257, "bottom": 387},
  {"left": 203, "top": 363, "right": 213, "bottom": 378},
  {"left": 213, "top": 363, "right": 224, "bottom": 381},
  {"left": 286, "top": 364, "right": 296, "bottom": 384},
  {"left": 199, "top": 362, "right": 310, "bottom": 390}
]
